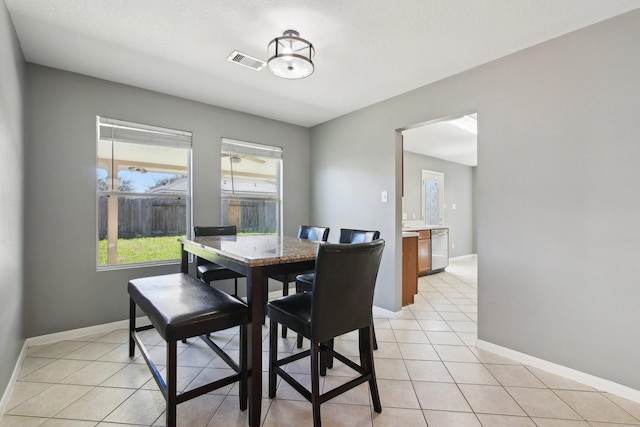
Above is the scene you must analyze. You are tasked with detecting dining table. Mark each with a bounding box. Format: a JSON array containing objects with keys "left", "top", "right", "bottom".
[{"left": 179, "top": 234, "right": 321, "bottom": 426}]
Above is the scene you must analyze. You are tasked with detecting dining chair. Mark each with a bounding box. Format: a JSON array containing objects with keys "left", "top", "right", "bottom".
[
  {"left": 193, "top": 226, "right": 244, "bottom": 296},
  {"left": 267, "top": 239, "right": 385, "bottom": 426},
  {"left": 338, "top": 228, "right": 381, "bottom": 244},
  {"left": 269, "top": 225, "right": 329, "bottom": 337},
  {"left": 295, "top": 228, "right": 381, "bottom": 349}
]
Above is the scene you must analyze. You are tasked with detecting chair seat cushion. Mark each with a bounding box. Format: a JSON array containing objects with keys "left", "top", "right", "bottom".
[
  {"left": 128, "top": 273, "right": 247, "bottom": 341},
  {"left": 197, "top": 263, "right": 243, "bottom": 282},
  {"left": 267, "top": 293, "right": 312, "bottom": 338},
  {"left": 295, "top": 272, "right": 315, "bottom": 292},
  {"left": 272, "top": 269, "right": 313, "bottom": 284},
  {"left": 271, "top": 272, "right": 297, "bottom": 283}
]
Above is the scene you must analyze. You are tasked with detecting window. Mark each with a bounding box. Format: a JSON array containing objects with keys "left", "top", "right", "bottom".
[
  {"left": 422, "top": 169, "right": 444, "bottom": 226},
  {"left": 96, "top": 117, "right": 192, "bottom": 268},
  {"left": 221, "top": 138, "right": 282, "bottom": 234}
]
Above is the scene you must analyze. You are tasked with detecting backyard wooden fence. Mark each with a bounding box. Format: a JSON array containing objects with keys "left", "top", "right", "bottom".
[
  {"left": 98, "top": 197, "right": 186, "bottom": 239},
  {"left": 98, "top": 197, "right": 276, "bottom": 238},
  {"left": 222, "top": 199, "right": 277, "bottom": 234}
]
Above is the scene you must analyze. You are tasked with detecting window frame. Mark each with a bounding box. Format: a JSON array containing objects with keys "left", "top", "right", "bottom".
[
  {"left": 220, "top": 138, "right": 283, "bottom": 235},
  {"left": 96, "top": 117, "right": 193, "bottom": 270}
]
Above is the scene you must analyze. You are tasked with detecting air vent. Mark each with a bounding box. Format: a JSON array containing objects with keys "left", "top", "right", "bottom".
[{"left": 226, "top": 51, "right": 266, "bottom": 71}]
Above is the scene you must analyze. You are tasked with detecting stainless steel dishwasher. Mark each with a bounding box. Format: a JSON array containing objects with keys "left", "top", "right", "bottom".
[{"left": 430, "top": 228, "right": 449, "bottom": 272}]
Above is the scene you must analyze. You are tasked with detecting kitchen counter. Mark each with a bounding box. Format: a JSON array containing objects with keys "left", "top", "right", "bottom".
[
  {"left": 402, "top": 226, "right": 449, "bottom": 276},
  {"left": 402, "top": 225, "right": 448, "bottom": 231}
]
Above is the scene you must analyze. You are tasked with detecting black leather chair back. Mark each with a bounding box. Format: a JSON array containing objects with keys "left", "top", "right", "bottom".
[
  {"left": 193, "top": 226, "right": 237, "bottom": 267},
  {"left": 311, "top": 239, "right": 385, "bottom": 344},
  {"left": 194, "top": 225, "right": 237, "bottom": 237},
  {"left": 298, "top": 225, "right": 330, "bottom": 242},
  {"left": 339, "top": 228, "right": 380, "bottom": 244}
]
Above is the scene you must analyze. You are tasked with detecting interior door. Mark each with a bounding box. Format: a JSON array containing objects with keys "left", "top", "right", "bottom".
[{"left": 421, "top": 170, "right": 444, "bottom": 226}]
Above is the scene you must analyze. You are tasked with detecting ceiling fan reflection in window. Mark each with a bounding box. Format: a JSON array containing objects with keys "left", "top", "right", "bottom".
[
  {"left": 220, "top": 153, "right": 265, "bottom": 164},
  {"left": 221, "top": 150, "right": 267, "bottom": 195}
]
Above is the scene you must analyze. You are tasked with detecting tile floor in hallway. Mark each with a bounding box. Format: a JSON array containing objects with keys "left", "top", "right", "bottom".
[{"left": 3, "top": 255, "right": 640, "bottom": 426}]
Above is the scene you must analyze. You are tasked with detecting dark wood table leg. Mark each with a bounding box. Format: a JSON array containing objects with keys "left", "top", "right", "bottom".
[
  {"left": 246, "top": 268, "right": 265, "bottom": 427},
  {"left": 180, "top": 243, "right": 188, "bottom": 274}
]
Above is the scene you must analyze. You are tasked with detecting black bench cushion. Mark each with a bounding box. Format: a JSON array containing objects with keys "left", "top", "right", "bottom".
[{"left": 128, "top": 273, "right": 248, "bottom": 341}]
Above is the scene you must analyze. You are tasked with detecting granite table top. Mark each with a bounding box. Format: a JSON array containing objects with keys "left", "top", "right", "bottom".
[{"left": 179, "top": 235, "right": 321, "bottom": 267}]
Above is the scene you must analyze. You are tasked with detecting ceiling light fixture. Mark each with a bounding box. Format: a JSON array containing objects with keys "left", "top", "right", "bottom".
[{"left": 267, "top": 29, "right": 314, "bottom": 79}]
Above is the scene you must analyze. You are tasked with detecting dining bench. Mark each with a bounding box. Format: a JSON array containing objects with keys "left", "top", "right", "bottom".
[{"left": 128, "top": 272, "right": 248, "bottom": 427}]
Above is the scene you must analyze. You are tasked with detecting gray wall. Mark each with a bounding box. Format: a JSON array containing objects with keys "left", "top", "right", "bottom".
[
  {"left": 0, "top": 0, "right": 25, "bottom": 399},
  {"left": 310, "top": 111, "right": 400, "bottom": 312},
  {"left": 24, "top": 65, "right": 311, "bottom": 337},
  {"left": 402, "top": 152, "right": 475, "bottom": 257},
  {"left": 311, "top": 10, "right": 640, "bottom": 390}
]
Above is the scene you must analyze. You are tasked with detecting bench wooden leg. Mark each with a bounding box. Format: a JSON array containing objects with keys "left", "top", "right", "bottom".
[
  {"left": 129, "top": 299, "right": 136, "bottom": 357},
  {"left": 167, "top": 340, "right": 178, "bottom": 427}
]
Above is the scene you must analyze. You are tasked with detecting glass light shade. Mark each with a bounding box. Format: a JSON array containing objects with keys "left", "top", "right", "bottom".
[{"left": 267, "top": 30, "right": 314, "bottom": 79}]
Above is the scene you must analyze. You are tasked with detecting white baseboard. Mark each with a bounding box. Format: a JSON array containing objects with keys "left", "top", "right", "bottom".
[
  {"left": 26, "top": 317, "right": 150, "bottom": 347},
  {"left": 476, "top": 339, "right": 640, "bottom": 403},
  {"left": 373, "top": 305, "right": 398, "bottom": 319},
  {"left": 449, "top": 253, "right": 477, "bottom": 261},
  {"left": 0, "top": 341, "right": 28, "bottom": 417}
]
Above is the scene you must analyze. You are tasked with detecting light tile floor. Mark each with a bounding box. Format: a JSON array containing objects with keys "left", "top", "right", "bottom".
[{"left": 3, "top": 255, "right": 640, "bottom": 426}]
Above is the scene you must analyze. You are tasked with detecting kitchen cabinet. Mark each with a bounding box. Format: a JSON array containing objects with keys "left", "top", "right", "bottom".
[
  {"left": 417, "top": 230, "right": 431, "bottom": 275},
  {"left": 402, "top": 233, "right": 418, "bottom": 306}
]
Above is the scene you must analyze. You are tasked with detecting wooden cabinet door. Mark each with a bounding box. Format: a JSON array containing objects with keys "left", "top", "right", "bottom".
[
  {"left": 418, "top": 232, "right": 431, "bottom": 275},
  {"left": 402, "top": 236, "right": 418, "bottom": 306}
]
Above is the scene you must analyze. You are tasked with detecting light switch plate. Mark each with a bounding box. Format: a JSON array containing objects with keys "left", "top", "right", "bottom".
[{"left": 381, "top": 191, "right": 388, "bottom": 203}]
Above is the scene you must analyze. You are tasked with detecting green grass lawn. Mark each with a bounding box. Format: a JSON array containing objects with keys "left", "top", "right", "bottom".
[{"left": 98, "top": 235, "right": 185, "bottom": 265}]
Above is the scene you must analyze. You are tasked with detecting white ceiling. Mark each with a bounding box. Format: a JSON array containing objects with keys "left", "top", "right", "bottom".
[
  {"left": 403, "top": 115, "right": 478, "bottom": 166},
  {"left": 6, "top": 0, "right": 639, "bottom": 128}
]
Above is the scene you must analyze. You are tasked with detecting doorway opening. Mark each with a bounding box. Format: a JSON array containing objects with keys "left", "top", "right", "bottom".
[{"left": 399, "top": 112, "right": 478, "bottom": 258}]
